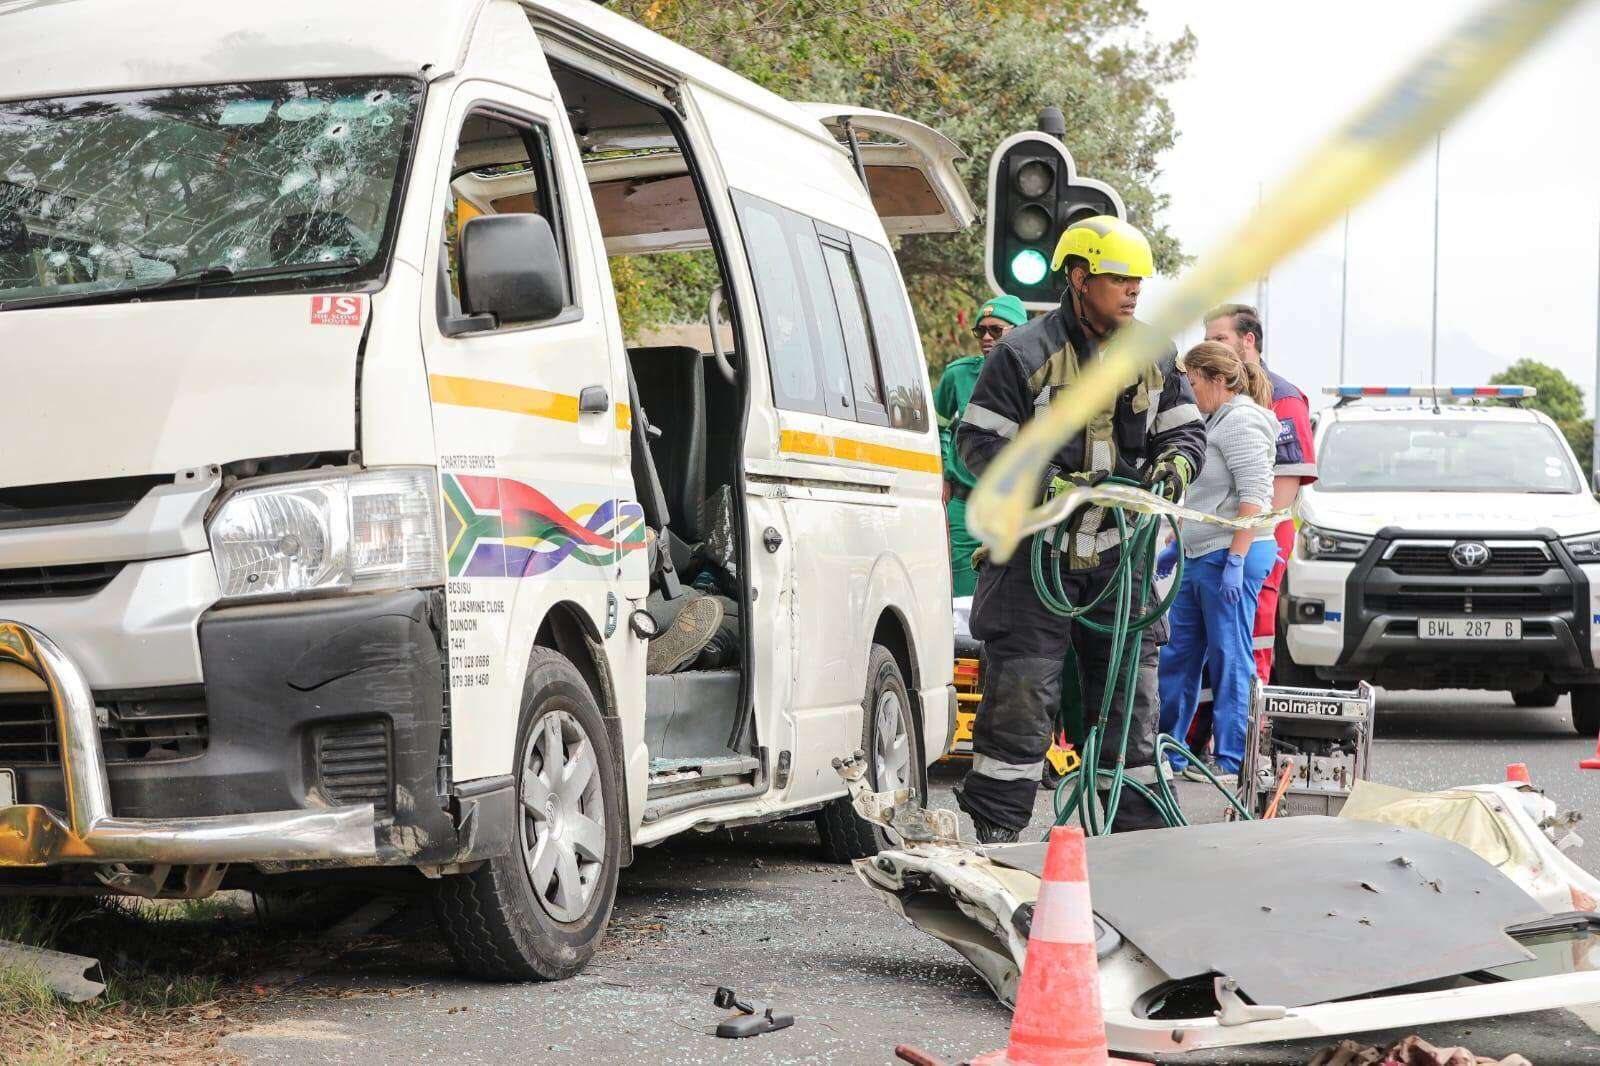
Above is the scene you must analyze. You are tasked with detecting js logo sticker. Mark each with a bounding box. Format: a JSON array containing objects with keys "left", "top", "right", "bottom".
[{"left": 310, "top": 295, "right": 363, "bottom": 326}]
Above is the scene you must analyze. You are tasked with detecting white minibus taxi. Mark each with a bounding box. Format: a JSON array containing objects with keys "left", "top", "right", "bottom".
[{"left": 0, "top": 0, "right": 971, "bottom": 978}]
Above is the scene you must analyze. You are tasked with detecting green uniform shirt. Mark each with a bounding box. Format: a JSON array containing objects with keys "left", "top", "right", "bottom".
[
  {"left": 935, "top": 355, "right": 984, "bottom": 489},
  {"left": 937, "top": 354, "right": 986, "bottom": 596}
]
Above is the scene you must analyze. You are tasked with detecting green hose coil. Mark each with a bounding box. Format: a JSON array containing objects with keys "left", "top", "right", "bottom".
[{"left": 1029, "top": 477, "right": 1254, "bottom": 836}]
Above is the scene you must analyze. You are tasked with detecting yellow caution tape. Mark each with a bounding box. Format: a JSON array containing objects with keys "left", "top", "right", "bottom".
[
  {"left": 967, "top": 0, "right": 1589, "bottom": 562},
  {"left": 1018, "top": 482, "right": 1288, "bottom": 542}
]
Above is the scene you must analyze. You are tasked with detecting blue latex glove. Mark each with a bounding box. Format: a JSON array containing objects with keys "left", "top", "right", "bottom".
[
  {"left": 1220, "top": 552, "right": 1246, "bottom": 605},
  {"left": 1155, "top": 541, "right": 1180, "bottom": 579}
]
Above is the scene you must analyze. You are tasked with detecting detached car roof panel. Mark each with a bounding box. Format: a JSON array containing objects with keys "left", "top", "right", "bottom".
[{"left": 991, "top": 817, "right": 1547, "bottom": 1009}]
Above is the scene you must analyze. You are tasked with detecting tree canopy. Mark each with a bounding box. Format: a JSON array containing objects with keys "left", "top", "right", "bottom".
[
  {"left": 1489, "top": 358, "right": 1593, "bottom": 478},
  {"left": 607, "top": 0, "right": 1193, "bottom": 374},
  {"left": 1490, "top": 358, "right": 1586, "bottom": 424}
]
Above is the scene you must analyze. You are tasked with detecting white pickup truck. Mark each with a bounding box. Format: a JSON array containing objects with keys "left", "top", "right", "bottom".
[{"left": 1279, "top": 385, "right": 1600, "bottom": 735}]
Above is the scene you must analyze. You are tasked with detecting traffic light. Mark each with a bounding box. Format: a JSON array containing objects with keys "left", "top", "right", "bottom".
[{"left": 985, "top": 118, "right": 1126, "bottom": 311}]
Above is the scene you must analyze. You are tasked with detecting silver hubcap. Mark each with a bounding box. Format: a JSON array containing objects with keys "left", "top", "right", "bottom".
[
  {"left": 519, "top": 710, "right": 606, "bottom": 923},
  {"left": 874, "top": 688, "right": 913, "bottom": 794}
]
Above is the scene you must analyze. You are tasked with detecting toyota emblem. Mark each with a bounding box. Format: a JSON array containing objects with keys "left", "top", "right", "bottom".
[{"left": 1450, "top": 542, "right": 1491, "bottom": 570}]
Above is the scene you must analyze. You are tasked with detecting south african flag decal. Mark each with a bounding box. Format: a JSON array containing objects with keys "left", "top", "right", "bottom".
[{"left": 442, "top": 474, "right": 646, "bottom": 578}]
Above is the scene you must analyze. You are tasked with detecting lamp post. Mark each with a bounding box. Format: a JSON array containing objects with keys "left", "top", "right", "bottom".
[
  {"left": 1339, "top": 210, "right": 1350, "bottom": 385},
  {"left": 1592, "top": 210, "right": 1600, "bottom": 484},
  {"left": 1429, "top": 133, "right": 1441, "bottom": 390}
]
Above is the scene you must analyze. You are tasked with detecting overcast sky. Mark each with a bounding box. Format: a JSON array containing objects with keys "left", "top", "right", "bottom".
[{"left": 1135, "top": 1, "right": 1600, "bottom": 410}]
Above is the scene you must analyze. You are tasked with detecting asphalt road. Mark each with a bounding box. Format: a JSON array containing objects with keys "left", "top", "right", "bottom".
[{"left": 222, "top": 689, "right": 1600, "bottom": 1065}]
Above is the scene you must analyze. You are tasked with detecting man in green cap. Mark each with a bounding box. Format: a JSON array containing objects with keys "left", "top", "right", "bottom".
[{"left": 936, "top": 294, "right": 1028, "bottom": 597}]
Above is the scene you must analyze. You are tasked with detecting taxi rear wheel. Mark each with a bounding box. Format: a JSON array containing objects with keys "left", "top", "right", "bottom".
[{"left": 817, "top": 645, "right": 922, "bottom": 863}]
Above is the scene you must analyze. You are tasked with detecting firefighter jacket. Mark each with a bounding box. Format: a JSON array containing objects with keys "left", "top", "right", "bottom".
[{"left": 955, "top": 300, "right": 1207, "bottom": 570}]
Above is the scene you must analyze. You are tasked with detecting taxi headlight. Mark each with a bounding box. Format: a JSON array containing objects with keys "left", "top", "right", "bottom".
[
  {"left": 208, "top": 467, "right": 442, "bottom": 601},
  {"left": 1562, "top": 532, "right": 1600, "bottom": 563},
  {"left": 1299, "top": 523, "right": 1370, "bottom": 562}
]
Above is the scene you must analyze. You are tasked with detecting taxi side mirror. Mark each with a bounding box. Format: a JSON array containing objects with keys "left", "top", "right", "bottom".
[{"left": 451, "top": 213, "right": 564, "bottom": 333}]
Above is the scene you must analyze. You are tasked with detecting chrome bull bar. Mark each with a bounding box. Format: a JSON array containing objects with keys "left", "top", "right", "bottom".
[{"left": 0, "top": 620, "right": 376, "bottom": 868}]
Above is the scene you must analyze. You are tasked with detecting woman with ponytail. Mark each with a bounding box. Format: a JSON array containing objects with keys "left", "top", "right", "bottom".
[{"left": 1153, "top": 342, "right": 1280, "bottom": 784}]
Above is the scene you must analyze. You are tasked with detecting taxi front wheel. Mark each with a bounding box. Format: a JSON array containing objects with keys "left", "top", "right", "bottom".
[{"left": 431, "top": 647, "right": 622, "bottom": 981}]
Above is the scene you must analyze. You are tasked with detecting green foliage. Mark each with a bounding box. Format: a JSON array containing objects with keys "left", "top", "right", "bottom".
[
  {"left": 1488, "top": 359, "right": 1591, "bottom": 477},
  {"left": 1562, "top": 416, "right": 1594, "bottom": 481},
  {"left": 1490, "top": 358, "right": 1586, "bottom": 423},
  {"left": 612, "top": 250, "right": 723, "bottom": 342},
  {"left": 608, "top": 0, "right": 1192, "bottom": 374}
]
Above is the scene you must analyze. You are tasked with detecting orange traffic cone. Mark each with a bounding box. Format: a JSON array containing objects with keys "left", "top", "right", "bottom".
[
  {"left": 1506, "top": 762, "right": 1531, "bottom": 784},
  {"left": 1583, "top": 736, "right": 1600, "bottom": 771},
  {"left": 971, "top": 826, "right": 1138, "bottom": 1065}
]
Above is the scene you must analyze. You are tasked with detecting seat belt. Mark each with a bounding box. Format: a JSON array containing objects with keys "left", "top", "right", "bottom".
[{"left": 625, "top": 358, "right": 684, "bottom": 600}]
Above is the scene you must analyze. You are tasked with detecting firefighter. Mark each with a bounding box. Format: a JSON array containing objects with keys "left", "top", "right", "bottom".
[
  {"left": 952, "top": 215, "right": 1206, "bottom": 841},
  {"left": 937, "top": 294, "right": 1028, "bottom": 598}
]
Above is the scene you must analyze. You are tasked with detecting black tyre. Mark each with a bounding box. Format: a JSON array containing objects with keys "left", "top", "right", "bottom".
[
  {"left": 431, "top": 647, "right": 622, "bottom": 981},
  {"left": 1511, "top": 683, "right": 1561, "bottom": 708},
  {"left": 1573, "top": 686, "right": 1600, "bottom": 737},
  {"left": 817, "top": 645, "right": 923, "bottom": 863},
  {"left": 1269, "top": 624, "right": 1316, "bottom": 687},
  {"left": 1040, "top": 760, "right": 1064, "bottom": 792}
]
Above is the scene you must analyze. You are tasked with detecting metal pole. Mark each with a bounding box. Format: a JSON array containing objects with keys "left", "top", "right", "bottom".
[
  {"left": 1593, "top": 209, "right": 1600, "bottom": 483},
  {"left": 1429, "top": 133, "right": 1441, "bottom": 389},
  {"left": 1256, "top": 182, "right": 1266, "bottom": 315},
  {"left": 1338, "top": 210, "right": 1350, "bottom": 384}
]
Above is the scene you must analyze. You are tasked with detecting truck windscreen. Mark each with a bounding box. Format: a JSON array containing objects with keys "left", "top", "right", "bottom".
[
  {"left": 0, "top": 77, "right": 422, "bottom": 308},
  {"left": 1318, "top": 418, "right": 1582, "bottom": 494}
]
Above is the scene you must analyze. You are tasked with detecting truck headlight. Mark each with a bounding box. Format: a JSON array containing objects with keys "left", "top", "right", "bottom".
[
  {"left": 1562, "top": 532, "right": 1600, "bottom": 562},
  {"left": 1299, "top": 524, "right": 1370, "bottom": 562},
  {"left": 208, "top": 467, "right": 442, "bottom": 601}
]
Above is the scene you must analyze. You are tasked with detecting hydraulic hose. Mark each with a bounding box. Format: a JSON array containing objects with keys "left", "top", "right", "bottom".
[{"left": 1030, "top": 477, "right": 1255, "bottom": 836}]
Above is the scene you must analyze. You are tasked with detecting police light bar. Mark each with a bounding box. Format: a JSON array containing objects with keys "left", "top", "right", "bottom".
[{"left": 1323, "top": 385, "right": 1537, "bottom": 399}]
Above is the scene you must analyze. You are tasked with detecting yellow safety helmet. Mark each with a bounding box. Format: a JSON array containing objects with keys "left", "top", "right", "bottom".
[{"left": 1050, "top": 215, "right": 1154, "bottom": 278}]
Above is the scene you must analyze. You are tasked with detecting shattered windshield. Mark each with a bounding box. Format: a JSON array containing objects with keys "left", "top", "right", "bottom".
[{"left": 0, "top": 77, "right": 421, "bottom": 309}]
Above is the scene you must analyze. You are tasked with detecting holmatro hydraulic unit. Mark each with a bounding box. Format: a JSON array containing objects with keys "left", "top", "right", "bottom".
[{"left": 1238, "top": 681, "right": 1376, "bottom": 818}]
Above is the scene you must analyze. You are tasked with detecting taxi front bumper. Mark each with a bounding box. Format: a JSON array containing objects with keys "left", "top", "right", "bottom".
[{"left": 0, "top": 619, "right": 376, "bottom": 869}]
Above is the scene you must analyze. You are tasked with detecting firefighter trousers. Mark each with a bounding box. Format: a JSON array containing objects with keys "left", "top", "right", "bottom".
[{"left": 963, "top": 553, "right": 1167, "bottom": 833}]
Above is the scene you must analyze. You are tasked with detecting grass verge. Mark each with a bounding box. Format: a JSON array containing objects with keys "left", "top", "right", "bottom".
[{"left": 0, "top": 891, "right": 352, "bottom": 1065}]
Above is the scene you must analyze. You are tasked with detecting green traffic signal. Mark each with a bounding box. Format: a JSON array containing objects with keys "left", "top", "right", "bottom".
[{"left": 1009, "top": 248, "right": 1049, "bottom": 286}]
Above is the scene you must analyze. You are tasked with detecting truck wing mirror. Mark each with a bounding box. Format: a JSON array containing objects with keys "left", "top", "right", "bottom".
[{"left": 449, "top": 213, "right": 564, "bottom": 335}]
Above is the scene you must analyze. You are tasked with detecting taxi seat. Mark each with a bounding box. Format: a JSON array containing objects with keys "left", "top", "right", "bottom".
[{"left": 627, "top": 346, "right": 708, "bottom": 544}]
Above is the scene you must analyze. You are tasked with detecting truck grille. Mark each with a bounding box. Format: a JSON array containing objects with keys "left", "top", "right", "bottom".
[
  {"left": 1382, "top": 544, "right": 1553, "bottom": 576},
  {"left": 1366, "top": 585, "right": 1567, "bottom": 615},
  {"left": 0, "top": 689, "right": 207, "bottom": 766},
  {"left": 314, "top": 719, "right": 393, "bottom": 816},
  {"left": 0, "top": 562, "right": 124, "bottom": 601}
]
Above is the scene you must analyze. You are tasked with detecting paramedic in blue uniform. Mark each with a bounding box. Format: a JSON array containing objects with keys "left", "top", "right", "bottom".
[
  {"left": 1203, "top": 303, "right": 1317, "bottom": 680},
  {"left": 952, "top": 216, "right": 1207, "bottom": 842},
  {"left": 1155, "top": 342, "right": 1280, "bottom": 785}
]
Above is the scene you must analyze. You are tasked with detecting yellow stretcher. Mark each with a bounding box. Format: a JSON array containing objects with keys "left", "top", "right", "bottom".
[{"left": 943, "top": 657, "right": 1079, "bottom": 780}]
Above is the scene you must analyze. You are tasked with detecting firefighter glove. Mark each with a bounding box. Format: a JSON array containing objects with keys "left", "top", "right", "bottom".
[
  {"left": 1143, "top": 453, "right": 1194, "bottom": 503},
  {"left": 1048, "top": 471, "right": 1104, "bottom": 498}
]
